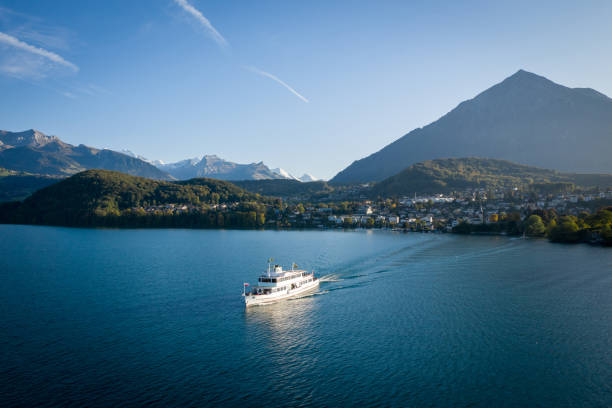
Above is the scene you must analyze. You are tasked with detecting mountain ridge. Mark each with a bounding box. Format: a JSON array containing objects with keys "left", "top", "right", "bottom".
[
  {"left": 155, "top": 155, "right": 287, "bottom": 181},
  {"left": 331, "top": 70, "right": 612, "bottom": 183},
  {"left": 0, "top": 129, "right": 171, "bottom": 180}
]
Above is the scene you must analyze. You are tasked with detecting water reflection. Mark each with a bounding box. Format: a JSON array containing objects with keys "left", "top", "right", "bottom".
[
  {"left": 243, "top": 293, "right": 321, "bottom": 401},
  {"left": 244, "top": 291, "right": 318, "bottom": 337}
]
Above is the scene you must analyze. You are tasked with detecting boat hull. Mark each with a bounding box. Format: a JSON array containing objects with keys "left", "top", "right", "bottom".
[{"left": 244, "top": 279, "right": 319, "bottom": 307}]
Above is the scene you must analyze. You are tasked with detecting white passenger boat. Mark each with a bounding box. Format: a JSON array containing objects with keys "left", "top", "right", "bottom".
[{"left": 243, "top": 260, "right": 319, "bottom": 307}]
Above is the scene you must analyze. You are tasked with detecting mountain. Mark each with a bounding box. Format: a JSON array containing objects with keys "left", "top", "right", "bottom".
[
  {"left": 116, "top": 149, "right": 318, "bottom": 182},
  {"left": 331, "top": 70, "right": 612, "bottom": 183},
  {"left": 271, "top": 168, "right": 320, "bottom": 182},
  {"left": 118, "top": 149, "right": 155, "bottom": 164},
  {"left": 0, "top": 169, "right": 270, "bottom": 227},
  {"left": 0, "top": 129, "right": 61, "bottom": 149},
  {"left": 299, "top": 173, "right": 319, "bottom": 182},
  {"left": 271, "top": 167, "right": 299, "bottom": 181},
  {"left": 0, "top": 129, "right": 171, "bottom": 180},
  {"left": 371, "top": 157, "right": 612, "bottom": 196},
  {"left": 156, "top": 155, "right": 287, "bottom": 181}
]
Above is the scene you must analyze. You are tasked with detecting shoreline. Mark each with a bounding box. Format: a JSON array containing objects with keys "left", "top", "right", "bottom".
[{"left": 1, "top": 222, "right": 609, "bottom": 246}]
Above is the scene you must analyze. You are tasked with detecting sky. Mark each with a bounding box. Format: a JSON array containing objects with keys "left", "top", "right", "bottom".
[{"left": 1, "top": 0, "right": 611, "bottom": 179}]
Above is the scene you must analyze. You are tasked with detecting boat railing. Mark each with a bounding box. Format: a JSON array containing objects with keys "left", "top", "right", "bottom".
[{"left": 258, "top": 271, "right": 310, "bottom": 283}]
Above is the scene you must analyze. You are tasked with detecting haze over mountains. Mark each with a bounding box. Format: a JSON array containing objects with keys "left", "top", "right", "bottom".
[
  {"left": 331, "top": 70, "right": 612, "bottom": 183},
  {"left": 121, "top": 150, "right": 318, "bottom": 182},
  {"left": 0, "top": 130, "right": 318, "bottom": 184}
]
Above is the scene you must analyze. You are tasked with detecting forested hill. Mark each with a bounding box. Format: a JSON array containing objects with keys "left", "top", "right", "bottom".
[
  {"left": 0, "top": 170, "right": 272, "bottom": 227},
  {"left": 233, "top": 179, "right": 333, "bottom": 198},
  {"left": 371, "top": 158, "right": 612, "bottom": 196}
]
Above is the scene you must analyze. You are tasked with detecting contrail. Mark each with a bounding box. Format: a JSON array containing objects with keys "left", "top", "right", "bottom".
[
  {"left": 246, "top": 66, "right": 309, "bottom": 103},
  {"left": 173, "top": 0, "right": 228, "bottom": 48},
  {"left": 0, "top": 31, "right": 78, "bottom": 72}
]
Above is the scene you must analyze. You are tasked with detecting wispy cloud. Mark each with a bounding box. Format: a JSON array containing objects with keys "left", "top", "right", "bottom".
[
  {"left": 170, "top": 2, "right": 307, "bottom": 104},
  {"left": 75, "top": 83, "right": 111, "bottom": 96},
  {"left": 0, "top": 31, "right": 78, "bottom": 72},
  {"left": 173, "top": 0, "right": 228, "bottom": 49},
  {"left": 246, "top": 66, "right": 309, "bottom": 103}
]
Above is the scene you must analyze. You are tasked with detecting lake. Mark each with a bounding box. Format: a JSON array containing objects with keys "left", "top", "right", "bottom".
[{"left": 1, "top": 225, "right": 611, "bottom": 407}]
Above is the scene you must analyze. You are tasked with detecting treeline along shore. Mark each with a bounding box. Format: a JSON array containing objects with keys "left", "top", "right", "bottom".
[{"left": 1, "top": 168, "right": 612, "bottom": 246}]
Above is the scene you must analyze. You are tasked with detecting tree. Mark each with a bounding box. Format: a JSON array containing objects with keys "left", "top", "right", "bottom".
[
  {"left": 257, "top": 212, "right": 265, "bottom": 226},
  {"left": 524, "top": 215, "right": 546, "bottom": 237},
  {"left": 600, "top": 224, "right": 612, "bottom": 246},
  {"left": 586, "top": 208, "right": 612, "bottom": 229},
  {"left": 247, "top": 211, "right": 257, "bottom": 226},
  {"left": 216, "top": 212, "right": 224, "bottom": 227},
  {"left": 505, "top": 212, "right": 521, "bottom": 223},
  {"left": 549, "top": 218, "right": 580, "bottom": 242},
  {"left": 546, "top": 218, "right": 557, "bottom": 236}
]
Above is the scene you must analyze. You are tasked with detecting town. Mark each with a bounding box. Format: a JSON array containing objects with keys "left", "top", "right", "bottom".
[
  {"left": 275, "top": 188, "right": 612, "bottom": 232},
  {"left": 131, "top": 187, "right": 612, "bottom": 234}
]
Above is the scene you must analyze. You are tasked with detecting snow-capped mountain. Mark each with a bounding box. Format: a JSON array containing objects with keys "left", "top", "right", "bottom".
[
  {"left": 298, "top": 173, "right": 319, "bottom": 182},
  {"left": 118, "top": 149, "right": 154, "bottom": 163},
  {"left": 153, "top": 155, "right": 287, "bottom": 181},
  {"left": 272, "top": 168, "right": 319, "bottom": 182},
  {"left": 271, "top": 168, "right": 299, "bottom": 181},
  {"left": 116, "top": 149, "right": 319, "bottom": 182}
]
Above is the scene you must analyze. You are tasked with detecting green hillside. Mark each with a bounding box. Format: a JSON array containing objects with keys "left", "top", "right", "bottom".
[
  {"left": 233, "top": 179, "right": 333, "bottom": 198},
  {"left": 0, "top": 170, "right": 272, "bottom": 227},
  {"left": 371, "top": 158, "right": 612, "bottom": 196}
]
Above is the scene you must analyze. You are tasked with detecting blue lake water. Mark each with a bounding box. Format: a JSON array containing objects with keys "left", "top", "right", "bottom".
[{"left": 1, "top": 225, "right": 611, "bottom": 407}]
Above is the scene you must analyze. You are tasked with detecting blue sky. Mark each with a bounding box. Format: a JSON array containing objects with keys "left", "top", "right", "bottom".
[{"left": 1, "top": 0, "right": 611, "bottom": 179}]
